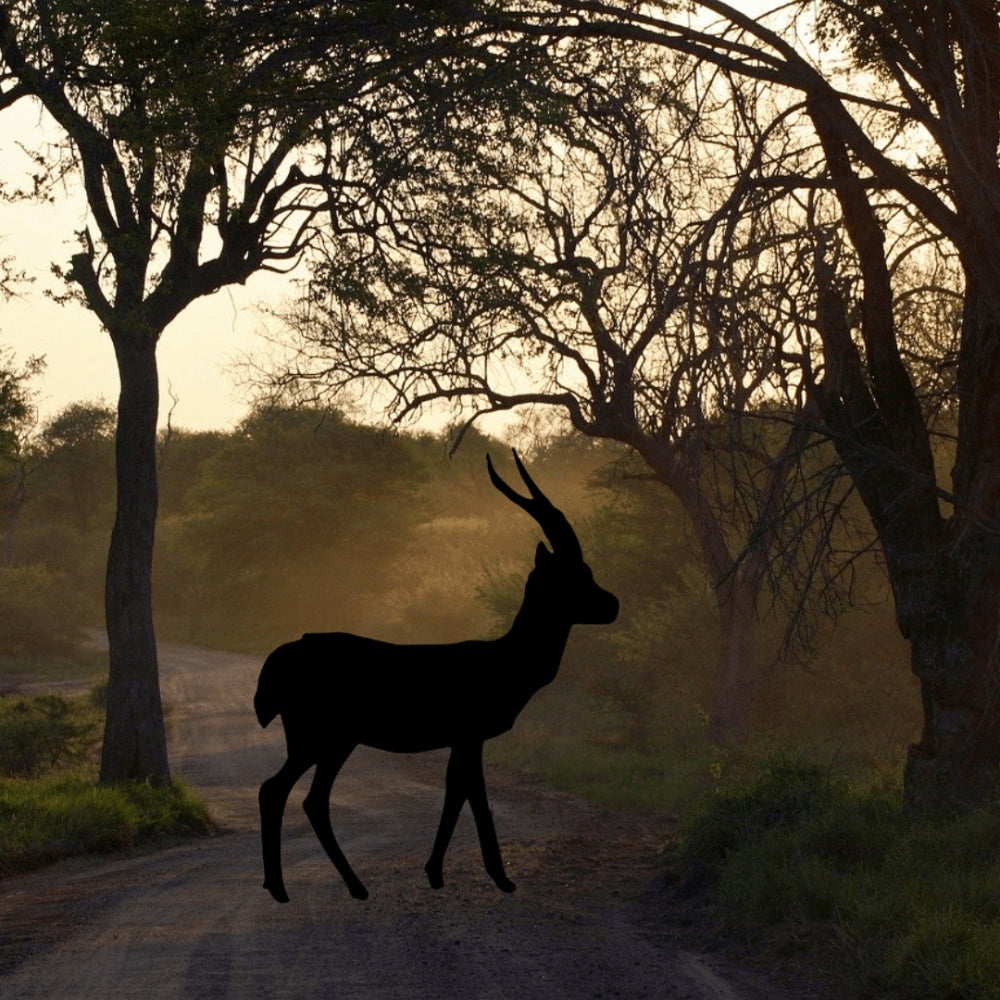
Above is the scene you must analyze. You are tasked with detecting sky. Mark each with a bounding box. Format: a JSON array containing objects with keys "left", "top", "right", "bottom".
[
  {"left": 0, "top": 101, "right": 283, "bottom": 433},
  {"left": 0, "top": 1, "right": 788, "bottom": 436}
]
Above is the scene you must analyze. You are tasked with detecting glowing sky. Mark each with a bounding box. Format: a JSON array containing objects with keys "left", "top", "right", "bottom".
[
  {"left": 0, "top": 101, "right": 283, "bottom": 432},
  {"left": 0, "top": 2, "right": 783, "bottom": 435}
]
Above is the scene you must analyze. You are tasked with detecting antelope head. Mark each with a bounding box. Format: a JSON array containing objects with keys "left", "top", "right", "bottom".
[{"left": 487, "top": 450, "right": 619, "bottom": 626}]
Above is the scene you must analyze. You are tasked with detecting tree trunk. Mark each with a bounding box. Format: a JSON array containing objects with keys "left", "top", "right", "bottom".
[
  {"left": 100, "top": 331, "right": 170, "bottom": 785},
  {"left": 904, "top": 272, "right": 1000, "bottom": 813},
  {"left": 708, "top": 574, "right": 758, "bottom": 744},
  {"left": 904, "top": 578, "right": 1000, "bottom": 814}
]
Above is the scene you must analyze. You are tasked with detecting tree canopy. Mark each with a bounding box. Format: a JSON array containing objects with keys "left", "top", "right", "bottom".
[
  {"left": 260, "top": 0, "right": 1000, "bottom": 812},
  {"left": 0, "top": 0, "right": 552, "bottom": 782}
]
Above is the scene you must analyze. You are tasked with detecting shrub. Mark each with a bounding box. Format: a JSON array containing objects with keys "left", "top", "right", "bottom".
[
  {"left": 681, "top": 757, "right": 1000, "bottom": 999},
  {"left": 0, "top": 693, "right": 99, "bottom": 778},
  {"left": 681, "top": 757, "right": 842, "bottom": 869},
  {"left": 0, "top": 565, "right": 89, "bottom": 655}
]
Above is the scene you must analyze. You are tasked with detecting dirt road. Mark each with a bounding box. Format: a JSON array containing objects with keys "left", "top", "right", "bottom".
[{"left": 0, "top": 644, "right": 823, "bottom": 998}]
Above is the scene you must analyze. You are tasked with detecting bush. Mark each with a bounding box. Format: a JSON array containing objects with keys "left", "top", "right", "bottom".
[
  {"left": 0, "top": 686, "right": 214, "bottom": 878},
  {"left": 0, "top": 565, "right": 89, "bottom": 655},
  {"left": 681, "top": 757, "right": 1000, "bottom": 999},
  {"left": 681, "top": 758, "right": 844, "bottom": 868},
  {"left": 0, "top": 693, "right": 99, "bottom": 778}
]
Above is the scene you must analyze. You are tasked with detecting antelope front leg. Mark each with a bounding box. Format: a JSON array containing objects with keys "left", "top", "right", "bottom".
[
  {"left": 463, "top": 743, "right": 516, "bottom": 893},
  {"left": 425, "top": 747, "right": 468, "bottom": 889},
  {"left": 426, "top": 742, "right": 516, "bottom": 893}
]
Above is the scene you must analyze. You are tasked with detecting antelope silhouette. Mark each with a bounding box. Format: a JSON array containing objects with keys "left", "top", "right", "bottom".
[{"left": 254, "top": 450, "right": 619, "bottom": 902}]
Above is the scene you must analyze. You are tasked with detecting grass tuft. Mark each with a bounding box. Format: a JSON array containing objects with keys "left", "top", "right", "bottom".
[
  {"left": 0, "top": 681, "right": 214, "bottom": 880},
  {"left": 0, "top": 773, "right": 214, "bottom": 877},
  {"left": 681, "top": 757, "right": 1000, "bottom": 999}
]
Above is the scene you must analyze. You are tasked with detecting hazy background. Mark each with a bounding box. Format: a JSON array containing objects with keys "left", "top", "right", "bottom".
[{"left": 0, "top": 99, "right": 286, "bottom": 433}]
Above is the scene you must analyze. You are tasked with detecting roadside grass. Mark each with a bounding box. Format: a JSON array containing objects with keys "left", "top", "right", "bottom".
[
  {"left": 0, "top": 682, "right": 214, "bottom": 879},
  {"left": 489, "top": 676, "right": 1000, "bottom": 999},
  {"left": 680, "top": 759, "right": 1000, "bottom": 1000},
  {"left": 0, "top": 772, "right": 213, "bottom": 877}
]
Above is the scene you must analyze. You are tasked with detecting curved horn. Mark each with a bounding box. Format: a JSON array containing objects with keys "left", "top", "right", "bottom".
[{"left": 486, "top": 449, "right": 583, "bottom": 560}]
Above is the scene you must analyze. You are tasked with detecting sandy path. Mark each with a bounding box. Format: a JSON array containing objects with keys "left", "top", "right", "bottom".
[{"left": 0, "top": 643, "right": 823, "bottom": 999}]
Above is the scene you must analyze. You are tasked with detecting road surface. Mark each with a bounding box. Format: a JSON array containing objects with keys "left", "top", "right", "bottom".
[{"left": 0, "top": 643, "right": 825, "bottom": 998}]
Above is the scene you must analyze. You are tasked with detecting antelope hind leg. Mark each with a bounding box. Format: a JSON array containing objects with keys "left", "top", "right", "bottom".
[
  {"left": 303, "top": 748, "right": 369, "bottom": 900},
  {"left": 259, "top": 756, "right": 312, "bottom": 903}
]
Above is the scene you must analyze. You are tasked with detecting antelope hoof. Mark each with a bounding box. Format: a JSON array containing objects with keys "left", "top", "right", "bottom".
[
  {"left": 348, "top": 878, "right": 369, "bottom": 901},
  {"left": 425, "top": 860, "right": 444, "bottom": 889},
  {"left": 491, "top": 872, "right": 517, "bottom": 893},
  {"left": 264, "top": 879, "right": 290, "bottom": 904}
]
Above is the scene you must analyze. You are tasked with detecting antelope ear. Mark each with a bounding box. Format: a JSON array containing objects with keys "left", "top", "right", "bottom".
[{"left": 535, "top": 541, "right": 553, "bottom": 566}]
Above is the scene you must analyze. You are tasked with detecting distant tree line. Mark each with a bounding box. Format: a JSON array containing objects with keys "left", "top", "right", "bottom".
[{"left": 1, "top": 395, "right": 916, "bottom": 772}]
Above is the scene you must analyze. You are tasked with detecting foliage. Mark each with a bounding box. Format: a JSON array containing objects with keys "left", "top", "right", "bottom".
[
  {"left": 268, "top": 27, "right": 874, "bottom": 743},
  {"left": 1, "top": 0, "right": 551, "bottom": 783},
  {"left": 0, "top": 681, "right": 211, "bottom": 877},
  {"left": 0, "top": 773, "right": 212, "bottom": 878},
  {"left": 681, "top": 759, "right": 1000, "bottom": 999},
  {"left": 0, "top": 348, "right": 41, "bottom": 458},
  {"left": 11, "top": 401, "right": 917, "bottom": 770},
  {"left": 154, "top": 407, "right": 434, "bottom": 648},
  {"left": 0, "top": 564, "right": 89, "bottom": 654},
  {"left": 0, "top": 349, "right": 44, "bottom": 569},
  {"left": 0, "top": 692, "right": 99, "bottom": 777},
  {"left": 257, "top": 0, "right": 1000, "bottom": 804}
]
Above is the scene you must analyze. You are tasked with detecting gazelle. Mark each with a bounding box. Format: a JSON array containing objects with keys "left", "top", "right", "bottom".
[{"left": 254, "top": 450, "right": 619, "bottom": 902}]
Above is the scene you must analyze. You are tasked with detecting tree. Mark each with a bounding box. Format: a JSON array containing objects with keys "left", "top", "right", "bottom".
[
  {"left": 159, "top": 406, "right": 429, "bottom": 648},
  {"left": 0, "top": 348, "right": 42, "bottom": 568},
  {"left": 269, "top": 39, "right": 844, "bottom": 742},
  {"left": 270, "top": 0, "right": 1000, "bottom": 808},
  {"left": 0, "top": 1, "right": 539, "bottom": 782},
  {"left": 39, "top": 401, "right": 115, "bottom": 534},
  {"left": 456, "top": 0, "right": 1000, "bottom": 813}
]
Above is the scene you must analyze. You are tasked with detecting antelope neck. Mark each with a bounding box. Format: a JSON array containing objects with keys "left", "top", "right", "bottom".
[{"left": 504, "top": 600, "right": 572, "bottom": 666}]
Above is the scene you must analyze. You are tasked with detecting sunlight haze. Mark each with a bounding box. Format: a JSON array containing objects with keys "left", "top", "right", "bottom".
[{"left": 0, "top": 100, "right": 273, "bottom": 432}]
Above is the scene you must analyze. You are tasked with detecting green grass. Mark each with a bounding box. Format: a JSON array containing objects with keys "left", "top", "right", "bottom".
[
  {"left": 681, "top": 759, "right": 1000, "bottom": 1000},
  {"left": 0, "top": 687, "right": 214, "bottom": 879},
  {"left": 0, "top": 648, "right": 107, "bottom": 684},
  {"left": 487, "top": 669, "right": 1000, "bottom": 999},
  {"left": 486, "top": 679, "right": 731, "bottom": 813},
  {"left": 0, "top": 773, "right": 213, "bottom": 877}
]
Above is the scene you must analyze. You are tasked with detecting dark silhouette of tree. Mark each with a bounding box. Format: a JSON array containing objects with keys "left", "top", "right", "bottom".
[
  {"left": 269, "top": 3, "right": 1000, "bottom": 809},
  {"left": 0, "top": 2, "right": 546, "bottom": 783},
  {"left": 463, "top": 0, "right": 1000, "bottom": 813},
  {"left": 269, "top": 41, "right": 843, "bottom": 743}
]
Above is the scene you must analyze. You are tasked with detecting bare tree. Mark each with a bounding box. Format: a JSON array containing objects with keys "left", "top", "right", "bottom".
[
  {"left": 0, "top": 1, "right": 539, "bottom": 783},
  {"left": 457, "top": 0, "right": 996, "bottom": 813},
  {"left": 269, "top": 40, "right": 852, "bottom": 742}
]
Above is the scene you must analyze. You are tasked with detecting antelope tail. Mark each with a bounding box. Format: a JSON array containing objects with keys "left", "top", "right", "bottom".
[{"left": 254, "top": 648, "right": 285, "bottom": 727}]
